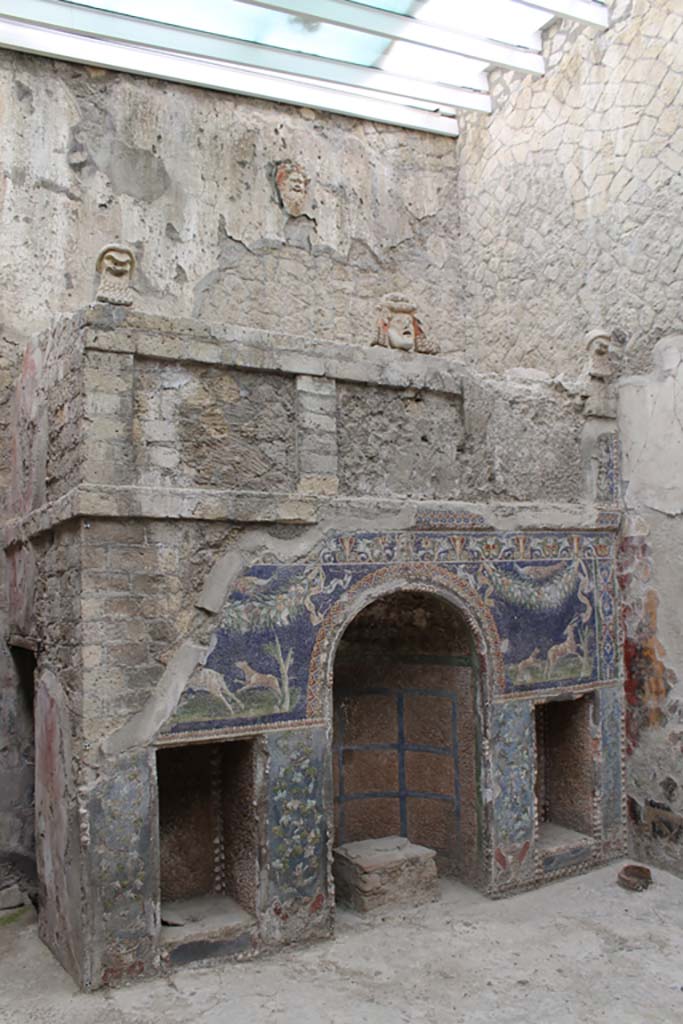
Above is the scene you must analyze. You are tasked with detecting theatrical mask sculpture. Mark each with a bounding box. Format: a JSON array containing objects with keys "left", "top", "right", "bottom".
[
  {"left": 95, "top": 243, "right": 136, "bottom": 306},
  {"left": 373, "top": 293, "right": 439, "bottom": 355},
  {"left": 584, "top": 329, "right": 622, "bottom": 418},
  {"left": 275, "top": 161, "right": 310, "bottom": 217}
]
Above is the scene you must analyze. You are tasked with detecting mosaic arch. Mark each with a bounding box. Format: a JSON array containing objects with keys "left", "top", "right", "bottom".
[
  {"left": 307, "top": 563, "right": 503, "bottom": 720},
  {"left": 327, "top": 575, "right": 496, "bottom": 885}
]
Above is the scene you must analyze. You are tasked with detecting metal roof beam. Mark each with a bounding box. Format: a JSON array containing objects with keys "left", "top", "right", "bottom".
[
  {"left": 0, "top": 0, "right": 490, "bottom": 107},
  {"left": 514, "top": 0, "right": 609, "bottom": 28},
  {"left": 237, "top": 0, "right": 546, "bottom": 74},
  {"left": 0, "top": 17, "right": 461, "bottom": 134}
]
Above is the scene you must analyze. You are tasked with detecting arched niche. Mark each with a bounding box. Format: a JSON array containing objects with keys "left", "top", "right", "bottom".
[{"left": 315, "top": 569, "right": 497, "bottom": 891}]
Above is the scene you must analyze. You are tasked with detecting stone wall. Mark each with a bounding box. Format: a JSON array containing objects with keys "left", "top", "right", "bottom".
[
  {"left": 0, "top": 46, "right": 459, "bottom": 391},
  {"left": 453, "top": 0, "right": 683, "bottom": 876},
  {"left": 456, "top": 0, "right": 683, "bottom": 378},
  {"left": 0, "top": 47, "right": 458, "bottom": 862},
  {"left": 2, "top": 0, "right": 682, "bottom": 891},
  {"left": 3, "top": 306, "right": 626, "bottom": 986}
]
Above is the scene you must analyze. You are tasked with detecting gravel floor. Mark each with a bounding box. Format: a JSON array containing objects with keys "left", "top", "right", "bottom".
[{"left": 1, "top": 860, "right": 682, "bottom": 1024}]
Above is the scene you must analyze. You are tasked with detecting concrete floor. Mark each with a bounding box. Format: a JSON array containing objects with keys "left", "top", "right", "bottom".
[{"left": 1, "top": 861, "right": 682, "bottom": 1024}]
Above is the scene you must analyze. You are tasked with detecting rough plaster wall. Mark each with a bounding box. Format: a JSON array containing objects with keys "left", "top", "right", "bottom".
[
  {"left": 0, "top": 49, "right": 459, "bottom": 372},
  {"left": 618, "top": 339, "right": 683, "bottom": 873},
  {"left": 0, "top": 650, "right": 34, "bottom": 854},
  {"left": 337, "top": 385, "right": 465, "bottom": 499},
  {"left": 337, "top": 375, "right": 584, "bottom": 503},
  {"left": 456, "top": 0, "right": 683, "bottom": 377},
  {"left": 133, "top": 362, "right": 297, "bottom": 491},
  {"left": 462, "top": 375, "right": 584, "bottom": 502},
  {"left": 34, "top": 667, "right": 85, "bottom": 984}
]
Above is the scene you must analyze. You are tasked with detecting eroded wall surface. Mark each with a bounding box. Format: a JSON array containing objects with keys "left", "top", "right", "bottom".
[
  {"left": 456, "top": 0, "right": 683, "bottom": 378},
  {"left": 0, "top": 51, "right": 458, "bottom": 860},
  {"left": 618, "top": 338, "right": 683, "bottom": 871},
  {"left": 1, "top": 0, "right": 682, "bottom": 897},
  {"left": 454, "top": 0, "right": 683, "bottom": 875},
  {"left": 0, "top": 48, "right": 460, "bottom": 366}
]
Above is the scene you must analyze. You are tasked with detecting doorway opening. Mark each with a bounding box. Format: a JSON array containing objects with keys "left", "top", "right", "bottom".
[
  {"left": 8, "top": 644, "right": 37, "bottom": 858},
  {"left": 156, "top": 739, "right": 258, "bottom": 942},
  {"left": 534, "top": 694, "right": 595, "bottom": 851},
  {"left": 332, "top": 590, "right": 485, "bottom": 888}
]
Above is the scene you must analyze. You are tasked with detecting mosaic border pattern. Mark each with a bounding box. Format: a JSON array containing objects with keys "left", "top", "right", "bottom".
[{"left": 162, "top": 528, "right": 621, "bottom": 740}]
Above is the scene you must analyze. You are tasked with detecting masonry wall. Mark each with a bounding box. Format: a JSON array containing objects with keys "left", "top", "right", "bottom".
[
  {"left": 456, "top": 0, "right": 683, "bottom": 379},
  {"left": 452, "top": 0, "right": 683, "bottom": 875},
  {"left": 2, "top": 0, "right": 683, "bottom": 877},
  {"left": 0, "top": 50, "right": 458, "bottom": 860}
]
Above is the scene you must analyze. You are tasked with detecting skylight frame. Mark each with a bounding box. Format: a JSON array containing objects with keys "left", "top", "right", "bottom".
[{"left": 0, "top": 0, "right": 610, "bottom": 135}]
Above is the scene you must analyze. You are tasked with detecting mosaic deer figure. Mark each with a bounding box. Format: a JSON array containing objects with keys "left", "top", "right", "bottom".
[
  {"left": 516, "top": 647, "right": 540, "bottom": 679},
  {"left": 515, "top": 647, "right": 541, "bottom": 680},
  {"left": 234, "top": 660, "right": 281, "bottom": 697},
  {"left": 546, "top": 621, "right": 579, "bottom": 674},
  {"left": 195, "top": 667, "right": 244, "bottom": 711}
]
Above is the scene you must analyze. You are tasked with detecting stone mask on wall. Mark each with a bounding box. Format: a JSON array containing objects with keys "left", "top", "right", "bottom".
[
  {"left": 275, "top": 161, "right": 310, "bottom": 217},
  {"left": 95, "top": 243, "right": 136, "bottom": 306},
  {"left": 373, "top": 293, "right": 439, "bottom": 355}
]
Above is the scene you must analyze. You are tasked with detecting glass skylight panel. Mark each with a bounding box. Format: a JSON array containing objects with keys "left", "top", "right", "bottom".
[
  {"left": 379, "top": 42, "right": 488, "bottom": 91},
  {"left": 0, "top": 0, "right": 610, "bottom": 133},
  {"left": 62, "top": 0, "right": 390, "bottom": 66},
  {"left": 415, "top": 0, "right": 553, "bottom": 48},
  {"left": 348, "top": 0, "right": 423, "bottom": 13}
]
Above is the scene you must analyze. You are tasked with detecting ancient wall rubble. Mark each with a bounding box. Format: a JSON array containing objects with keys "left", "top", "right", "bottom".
[
  {"left": 2, "top": 305, "right": 626, "bottom": 987},
  {"left": 0, "top": 0, "right": 682, "bottom": 977}
]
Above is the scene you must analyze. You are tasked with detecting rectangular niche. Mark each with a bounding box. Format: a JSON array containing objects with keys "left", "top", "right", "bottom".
[
  {"left": 156, "top": 739, "right": 259, "bottom": 942},
  {"left": 535, "top": 694, "right": 595, "bottom": 848}
]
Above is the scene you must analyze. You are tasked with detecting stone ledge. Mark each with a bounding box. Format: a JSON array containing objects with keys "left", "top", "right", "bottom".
[
  {"left": 2, "top": 485, "right": 321, "bottom": 545},
  {"left": 69, "top": 306, "right": 466, "bottom": 396},
  {"left": 3, "top": 486, "right": 621, "bottom": 546}
]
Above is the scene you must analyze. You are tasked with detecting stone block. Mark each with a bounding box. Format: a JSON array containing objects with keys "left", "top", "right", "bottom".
[
  {"left": 0, "top": 883, "right": 26, "bottom": 911},
  {"left": 297, "top": 474, "right": 338, "bottom": 496},
  {"left": 296, "top": 375, "right": 336, "bottom": 397},
  {"left": 333, "top": 836, "right": 439, "bottom": 912}
]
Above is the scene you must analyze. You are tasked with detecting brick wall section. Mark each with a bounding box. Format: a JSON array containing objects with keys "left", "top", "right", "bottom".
[
  {"left": 33, "top": 523, "right": 84, "bottom": 719},
  {"left": 80, "top": 519, "right": 236, "bottom": 743},
  {"left": 82, "top": 350, "right": 135, "bottom": 488},
  {"left": 296, "top": 375, "right": 338, "bottom": 495},
  {"left": 46, "top": 319, "right": 87, "bottom": 503},
  {"left": 133, "top": 361, "right": 297, "bottom": 491}
]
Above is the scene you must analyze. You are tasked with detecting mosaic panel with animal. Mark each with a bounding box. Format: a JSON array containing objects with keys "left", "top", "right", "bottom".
[{"left": 163, "top": 529, "right": 620, "bottom": 739}]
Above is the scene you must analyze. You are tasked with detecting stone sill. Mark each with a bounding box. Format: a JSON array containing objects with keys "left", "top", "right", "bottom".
[
  {"left": 4, "top": 483, "right": 621, "bottom": 547},
  {"left": 70, "top": 305, "right": 465, "bottom": 396}
]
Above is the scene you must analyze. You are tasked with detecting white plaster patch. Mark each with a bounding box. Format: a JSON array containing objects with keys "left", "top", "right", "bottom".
[{"left": 619, "top": 334, "right": 683, "bottom": 516}]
